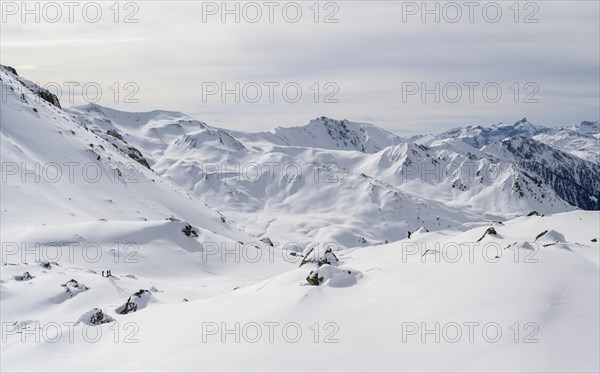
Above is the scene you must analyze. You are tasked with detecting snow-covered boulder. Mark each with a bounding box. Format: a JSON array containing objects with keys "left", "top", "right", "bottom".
[
  {"left": 116, "top": 289, "right": 154, "bottom": 314},
  {"left": 477, "top": 227, "right": 498, "bottom": 242},
  {"left": 535, "top": 229, "right": 566, "bottom": 244},
  {"left": 14, "top": 272, "right": 33, "bottom": 281},
  {"left": 79, "top": 308, "right": 115, "bottom": 325},
  {"left": 306, "top": 265, "right": 361, "bottom": 287},
  {"left": 61, "top": 279, "right": 89, "bottom": 297},
  {"left": 300, "top": 245, "right": 339, "bottom": 267}
]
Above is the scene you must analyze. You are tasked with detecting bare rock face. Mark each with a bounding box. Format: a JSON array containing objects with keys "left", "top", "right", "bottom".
[
  {"left": 477, "top": 227, "right": 498, "bottom": 242},
  {"left": 0, "top": 64, "right": 18, "bottom": 76},
  {"left": 182, "top": 223, "right": 199, "bottom": 238},
  {"left": 260, "top": 237, "right": 274, "bottom": 247},
  {"left": 104, "top": 128, "right": 152, "bottom": 170},
  {"left": 33, "top": 88, "right": 62, "bottom": 108}
]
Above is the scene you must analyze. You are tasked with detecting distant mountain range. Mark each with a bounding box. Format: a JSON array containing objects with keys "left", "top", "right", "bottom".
[{"left": 413, "top": 117, "right": 600, "bottom": 164}]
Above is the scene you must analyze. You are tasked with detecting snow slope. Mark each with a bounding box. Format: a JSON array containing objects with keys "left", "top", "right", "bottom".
[
  {"left": 2, "top": 211, "right": 598, "bottom": 372},
  {"left": 0, "top": 69, "right": 241, "bottom": 237}
]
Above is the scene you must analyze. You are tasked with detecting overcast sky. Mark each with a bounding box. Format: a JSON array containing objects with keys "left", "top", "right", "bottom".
[{"left": 1, "top": 0, "right": 598, "bottom": 136}]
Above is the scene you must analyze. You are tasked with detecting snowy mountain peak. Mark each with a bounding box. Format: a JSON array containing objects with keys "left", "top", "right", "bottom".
[
  {"left": 514, "top": 117, "right": 528, "bottom": 125},
  {"left": 0, "top": 63, "right": 18, "bottom": 76},
  {"left": 267, "top": 117, "right": 404, "bottom": 153},
  {"left": 423, "top": 119, "right": 542, "bottom": 149},
  {"left": 571, "top": 120, "right": 600, "bottom": 134}
]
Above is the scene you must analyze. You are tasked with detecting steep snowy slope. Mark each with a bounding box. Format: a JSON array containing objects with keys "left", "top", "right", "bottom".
[
  {"left": 2, "top": 211, "right": 598, "bottom": 372},
  {"left": 484, "top": 137, "right": 600, "bottom": 210},
  {"left": 354, "top": 140, "right": 576, "bottom": 215},
  {"left": 533, "top": 121, "right": 600, "bottom": 164},
  {"left": 0, "top": 66, "right": 245, "bottom": 239}
]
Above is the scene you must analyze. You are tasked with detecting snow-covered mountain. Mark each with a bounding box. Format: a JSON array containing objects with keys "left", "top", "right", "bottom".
[
  {"left": 67, "top": 102, "right": 599, "bottom": 248},
  {"left": 252, "top": 116, "right": 404, "bottom": 153},
  {"left": 418, "top": 118, "right": 600, "bottom": 165},
  {"left": 417, "top": 117, "right": 542, "bottom": 148},
  {"left": 533, "top": 121, "right": 600, "bottom": 164},
  {"left": 484, "top": 137, "right": 600, "bottom": 210},
  {"left": 0, "top": 66, "right": 244, "bottom": 239},
  {"left": 355, "top": 139, "right": 578, "bottom": 214},
  {"left": 1, "top": 65, "right": 599, "bottom": 372},
  {"left": 67, "top": 103, "right": 480, "bottom": 249}
]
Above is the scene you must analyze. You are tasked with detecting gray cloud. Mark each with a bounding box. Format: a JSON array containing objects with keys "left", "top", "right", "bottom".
[{"left": 1, "top": 1, "right": 598, "bottom": 136}]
